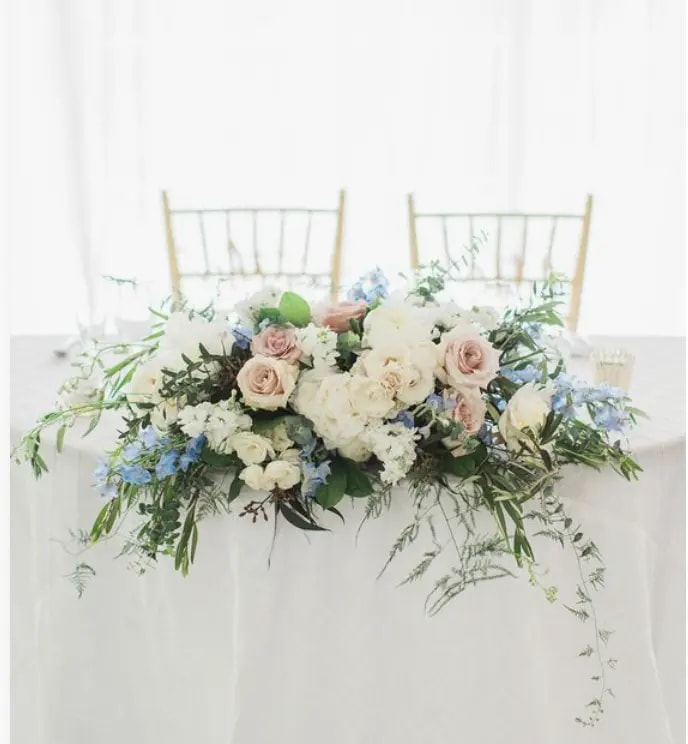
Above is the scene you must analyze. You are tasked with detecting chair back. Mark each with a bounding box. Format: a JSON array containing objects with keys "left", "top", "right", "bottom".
[
  {"left": 162, "top": 190, "right": 346, "bottom": 309},
  {"left": 408, "top": 194, "right": 593, "bottom": 331}
]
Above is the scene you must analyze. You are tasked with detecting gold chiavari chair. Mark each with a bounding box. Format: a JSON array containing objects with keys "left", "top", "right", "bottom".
[
  {"left": 407, "top": 194, "right": 593, "bottom": 332},
  {"left": 161, "top": 190, "right": 346, "bottom": 309}
]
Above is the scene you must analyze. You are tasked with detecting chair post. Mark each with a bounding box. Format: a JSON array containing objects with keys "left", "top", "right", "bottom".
[
  {"left": 330, "top": 189, "right": 346, "bottom": 303},
  {"left": 161, "top": 190, "right": 182, "bottom": 309},
  {"left": 408, "top": 193, "right": 419, "bottom": 270},
  {"left": 568, "top": 194, "right": 593, "bottom": 332}
]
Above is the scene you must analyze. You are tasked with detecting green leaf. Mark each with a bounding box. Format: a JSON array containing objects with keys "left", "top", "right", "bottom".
[
  {"left": 314, "top": 459, "right": 347, "bottom": 508},
  {"left": 257, "top": 307, "right": 283, "bottom": 324},
  {"left": 278, "top": 291, "right": 311, "bottom": 326},
  {"left": 278, "top": 502, "right": 327, "bottom": 531},
  {"left": 339, "top": 458, "right": 374, "bottom": 497},
  {"left": 441, "top": 451, "right": 478, "bottom": 477},
  {"left": 56, "top": 425, "right": 67, "bottom": 453},
  {"left": 228, "top": 476, "right": 244, "bottom": 503},
  {"left": 201, "top": 449, "right": 237, "bottom": 468}
]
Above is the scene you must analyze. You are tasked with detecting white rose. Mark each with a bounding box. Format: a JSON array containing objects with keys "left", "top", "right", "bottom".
[
  {"left": 360, "top": 342, "right": 437, "bottom": 404},
  {"left": 229, "top": 432, "right": 275, "bottom": 465},
  {"left": 396, "top": 364, "right": 435, "bottom": 406},
  {"left": 279, "top": 448, "right": 301, "bottom": 464},
  {"left": 127, "top": 354, "right": 170, "bottom": 406},
  {"left": 160, "top": 313, "right": 233, "bottom": 366},
  {"left": 498, "top": 383, "right": 553, "bottom": 450},
  {"left": 363, "top": 294, "right": 435, "bottom": 347},
  {"left": 239, "top": 464, "right": 270, "bottom": 492},
  {"left": 337, "top": 438, "right": 373, "bottom": 463},
  {"left": 264, "top": 460, "right": 301, "bottom": 490},
  {"left": 347, "top": 375, "right": 395, "bottom": 419}
]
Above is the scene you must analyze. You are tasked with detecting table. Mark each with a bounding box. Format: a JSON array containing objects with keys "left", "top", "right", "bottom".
[{"left": 10, "top": 335, "right": 686, "bottom": 744}]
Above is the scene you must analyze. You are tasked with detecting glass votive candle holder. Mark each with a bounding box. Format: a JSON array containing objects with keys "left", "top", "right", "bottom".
[{"left": 591, "top": 348, "right": 635, "bottom": 392}]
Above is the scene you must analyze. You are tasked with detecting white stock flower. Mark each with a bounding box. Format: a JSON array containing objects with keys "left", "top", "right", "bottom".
[
  {"left": 360, "top": 421, "right": 419, "bottom": 486},
  {"left": 363, "top": 293, "right": 435, "bottom": 347},
  {"left": 229, "top": 432, "right": 275, "bottom": 465},
  {"left": 178, "top": 398, "right": 252, "bottom": 453},
  {"left": 295, "top": 323, "right": 339, "bottom": 369},
  {"left": 498, "top": 383, "right": 553, "bottom": 450},
  {"left": 160, "top": 313, "right": 233, "bottom": 367}
]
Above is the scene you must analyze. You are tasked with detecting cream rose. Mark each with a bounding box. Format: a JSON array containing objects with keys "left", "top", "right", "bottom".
[
  {"left": 498, "top": 383, "right": 553, "bottom": 450},
  {"left": 440, "top": 324, "right": 500, "bottom": 389},
  {"left": 250, "top": 325, "right": 301, "bottom": 363},
  {"left": 360, "top": 342, "right": 437, "bottom": 404},
  {"left": 316, "top": 300, "right": 367, "bottom": 332},
  {"left": 264, "top": 421, "right": 294, "bottom": 452},
  {"left": 237, "top": 356, "right": 299, "bottom": 410},
  {"left": 229, "top": 431, "right": 275, "bottom": 465},
  {"left": 264, "top": 460, "right": 301, "bottom": 490},
  {"left": 347, "top": 375, "right": 395, "bottom": 419},
  {"left": 239, "top": 464, "right": 271, "bottom": 492}
]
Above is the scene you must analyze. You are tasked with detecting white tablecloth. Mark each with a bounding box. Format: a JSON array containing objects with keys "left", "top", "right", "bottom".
[{"left": 10, "top": 335, "right": 686, "bottom": 744}]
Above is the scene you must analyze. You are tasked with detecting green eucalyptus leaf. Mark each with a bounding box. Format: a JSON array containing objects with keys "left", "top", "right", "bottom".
[
  {"left": 314, "top": 459, "right": 347, "bottom": 508},
  {"left": 339, "top": 458, "right": 374, "bottom": 497},
  {"left": 228, "top": 476, "right": 244, "bottom": 502},
  {"left": 278, "top": 291, "right": 311, "bottom": 326}
]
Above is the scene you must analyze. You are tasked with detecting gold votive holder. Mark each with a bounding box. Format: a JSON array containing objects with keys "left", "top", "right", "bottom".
[{"left": 590, "top": 348, "right": 635, "bottom": 392}]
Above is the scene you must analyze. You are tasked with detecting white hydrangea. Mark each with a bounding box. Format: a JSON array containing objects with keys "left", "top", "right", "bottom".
[
  {"left": 159, "top": 312, "right": 233, "bottom": 369},
  {"left": 359, "top": 421, "right": 419, "bottom": 486},
  {"left": 432, "top": 301, "right": 500, "bottom": 332},
  {"left": 363, "top": 292, "right": 436, "bottom": 347},
  {"left": 177, "top": 397, "right": 252, "bottom": 453},
  {"left": 234, "top": 286, "right": 282, "bottom": 328},
  {"left": 295, "top": 323, "right": 339, "bottom": 369}
]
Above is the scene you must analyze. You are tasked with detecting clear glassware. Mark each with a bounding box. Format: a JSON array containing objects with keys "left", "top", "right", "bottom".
[{"left": 590, "top": 348, "right": 635, "bottom": 392}]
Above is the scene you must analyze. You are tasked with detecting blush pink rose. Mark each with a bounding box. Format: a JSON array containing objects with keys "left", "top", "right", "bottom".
[
  {"left": 251, "top": 325, "right": 301, "bottom": 363},
  {"left": 317, "top": 300, "right": 367, "bottom": 333},
  {"left": 440, "top": 325, "right": 500, "bottom": 389},
  {"left": 237, "top": 355, "right": 299, "bottom": 410},
  {"left": 448, "top": 387, "right": 486, "bottom": 435}
]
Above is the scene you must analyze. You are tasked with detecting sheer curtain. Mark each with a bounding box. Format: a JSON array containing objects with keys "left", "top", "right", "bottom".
[{"left": 8, "top": 0, "right": 685, "bottom": 335}]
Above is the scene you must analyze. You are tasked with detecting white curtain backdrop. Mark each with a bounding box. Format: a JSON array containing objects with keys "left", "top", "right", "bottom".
[{"left": 8, "top": 0, "right": 685, "bottom": 335}]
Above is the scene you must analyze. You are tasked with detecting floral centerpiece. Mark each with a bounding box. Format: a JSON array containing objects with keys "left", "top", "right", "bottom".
[{"left": 15, "top": 263, "right": 642, "bottom": 726}]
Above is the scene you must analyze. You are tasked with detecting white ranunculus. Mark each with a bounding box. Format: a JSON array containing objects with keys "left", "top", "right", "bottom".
[
  {"left": 264, "top": 460, "right": 301, "bottom": 490},
  {"left": 229, "top": 432, "right": 275, "bottom": 465},
  {"left": 149, "top": 399, "right": 181, "bottom": 431},
  {"left": 363, "top": 294, "right": 435, "bottom": 347},
  {"left": 127, "top": 353, "right": 173, "bottom": 407},
  {"left": 347, "top": 375, "right": 395, "bottom": 419},
  {"left": 498, "top": 383, "right": 553, "bottom": 450},
  {"left": 160, "top": 312, "right": 233, "bottom": 367},
  {"left": 239, "top": 464, "right": 270, "bottom": 492},
  {"left": 337, "top": 438, "right": 373, "bottom": 463}
]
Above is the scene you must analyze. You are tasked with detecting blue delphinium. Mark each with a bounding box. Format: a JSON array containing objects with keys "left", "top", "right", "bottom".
[
  {"left": 180, "top": 434, "right": 207, "bottom": 471},
  {"left": 301, "top": 459, "right": 331, "bottom": 500},
  {"left": 155, "top": 451, "right": 179, "bottom": 480},
  {"left": 93, "top": 458, "right": 117, "bottom": 498},
  {"left": 140, "top": 425, "right": 159, "bottom": 449},
  {"left": 232, "top": 326, "right": 254, "bottom": 350},
  {"left": 501, "top": 364, "right": 542, "bottom": 384},
  {"left": 122, "top": 441, "right": 143, "bottom": 462},
  {"left": 347, "top": 267, "right": 389, "bottom": 304},
  {"left": 392, "top": 410, "right": 415, "bottom": 429},
  {"left": 119, "top": 464, "right": 152, "bottom": 486},
  {"left": 593, "top": 405, "right": 628, "bottom": 433},
  {"left": 425, "top": 394, "right": 443, "bottom": 410}
]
